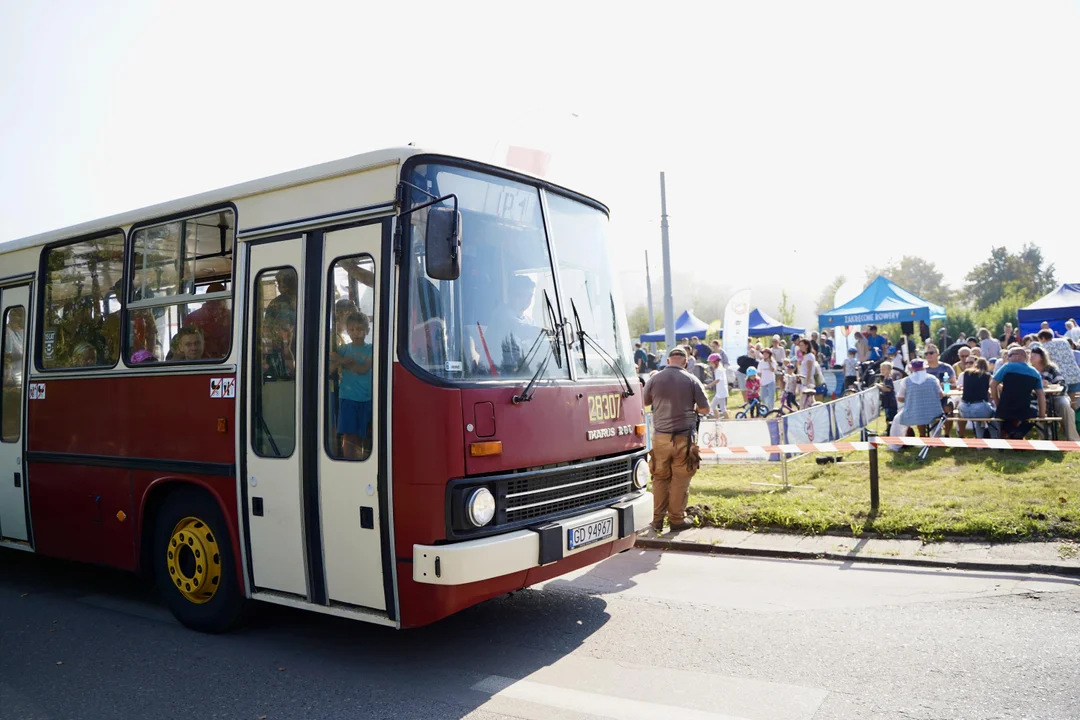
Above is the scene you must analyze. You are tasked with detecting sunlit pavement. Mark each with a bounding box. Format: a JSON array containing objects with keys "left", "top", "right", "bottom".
[{"left": 2, "top": 547, "right": 1079, "bottom": 719}]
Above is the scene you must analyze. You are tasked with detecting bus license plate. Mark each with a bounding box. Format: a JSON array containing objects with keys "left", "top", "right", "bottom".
[{"left": 567, "top": 517, "right": 614, "bottom": 550}]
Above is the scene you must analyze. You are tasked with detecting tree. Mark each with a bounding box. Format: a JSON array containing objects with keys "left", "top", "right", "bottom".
[
  {"left": 777, "top": 290, "right": 796, "bottom": 326},
  {"left": 975, "top": 290, "right": 1036, "bottom": 338},
  {"left": 626, "top": 304, "right": 663, "bottom": 343},
  {"left": 964, "top": 244, "right": 1056, "bottom": 311},
  {"left": 815, "top": 275, "right": 847, "bottom": 316},
  {"left": 866, "top": 256, "right": 951, "bottom": 305}
]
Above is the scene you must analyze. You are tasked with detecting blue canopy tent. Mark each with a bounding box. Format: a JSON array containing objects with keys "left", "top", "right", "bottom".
[
  {"left": 639, "top": 310, "right": 709, "bottom": 342},
  {"left": 1018, "top": 283, "right": 1080, "bottom": 337},
  {"left": 818, "top": 275, "right": 946, "bottom": 328},
  {"left": 747, "top": 308, "right": 805, "bottom": 337}
]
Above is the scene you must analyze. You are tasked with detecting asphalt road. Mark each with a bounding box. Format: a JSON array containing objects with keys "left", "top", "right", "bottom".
[{"left": 2, "top": 546, "right": 1079, "bottom": 720}]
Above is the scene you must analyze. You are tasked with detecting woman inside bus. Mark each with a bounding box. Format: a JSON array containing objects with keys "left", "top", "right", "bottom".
[{"left": 129, "top": 313, "right": 159, "bottom": 364}]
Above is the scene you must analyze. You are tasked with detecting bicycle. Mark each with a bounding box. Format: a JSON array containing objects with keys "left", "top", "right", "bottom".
[
  {"left": 734, "top": 397, "right": 769, "bottom": 419},
  {"left": 765, "top": 391, "right": 800, "bottom": 419},
  {"left": 845, "top": 360, "right": 881, "bottom": 395}
]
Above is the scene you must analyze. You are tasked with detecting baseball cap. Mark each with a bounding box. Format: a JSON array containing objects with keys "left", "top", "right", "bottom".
[
  {"left": 707, "top": 353, "right": 721, "bottom": 363},
  {"left": 909, "top": 359, "right": 925, "bottom": 371},
  {"left": 746, "top": 367, "right": 758, "bottom": 377},
  {"left": 668, "top": 347, "right": 687, "bottom": 358}
]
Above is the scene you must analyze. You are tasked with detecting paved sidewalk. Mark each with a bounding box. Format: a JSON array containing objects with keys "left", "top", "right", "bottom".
[{"left": 636, "top": 526, "right": 1080, "bottom": 577}]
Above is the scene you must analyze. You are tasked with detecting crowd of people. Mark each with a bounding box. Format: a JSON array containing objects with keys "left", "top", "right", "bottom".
[
  {"left": 884, "top": 324, "right": 1080, "bottom": 442},
  {"left": 634, "top": 331, "right": 844, "bottom": 417},
  {"left": 639, "top": 319, "right": 1080, "bottom": 533},
  {"left": 635, "top": 318, "right": 1080, "bottom": 442}
]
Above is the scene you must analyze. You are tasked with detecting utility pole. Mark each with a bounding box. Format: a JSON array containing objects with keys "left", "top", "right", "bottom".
[
  {"left": 645, "top": 250, "right": 656, "bottom": 353},
  {"left": 660, "top": 172, "right": 675, "bottom": 352}
]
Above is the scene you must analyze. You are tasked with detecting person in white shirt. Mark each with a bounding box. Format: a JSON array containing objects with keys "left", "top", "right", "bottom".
[
  {"left": 854, "top": 331, "right": 870, "bottom": 363},
  {"left": 757, "top": 348, "right": 779, "bottom": 411},
  {"left": 771, "top": 335, "right": 787, "bottom": 362},
  {"left": 706, "top": 353, "right": 729, "bottom": 419},
  {"left": 1066, "top": 319, "right": 1080, "bottom": 343},
  {"left": 977, "top": 327, "right": 1001, "bottom": 366},
  {"left": 842, "top": 348, "right": 859, "bottom": 391}
]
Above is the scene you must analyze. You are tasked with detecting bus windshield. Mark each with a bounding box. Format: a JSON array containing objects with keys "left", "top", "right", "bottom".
[{"left": 404, "top": 163, "right": 632, "bottom": 382}]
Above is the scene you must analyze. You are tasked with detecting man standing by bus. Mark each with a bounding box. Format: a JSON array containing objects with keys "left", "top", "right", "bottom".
[{"left": 643, "top": 347, "right": 709, "bottom": 533}]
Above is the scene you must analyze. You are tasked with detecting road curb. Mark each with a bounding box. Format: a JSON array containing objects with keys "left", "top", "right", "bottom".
[{"left": 634, "top": 537, "right": 1080, "bottom": 578}]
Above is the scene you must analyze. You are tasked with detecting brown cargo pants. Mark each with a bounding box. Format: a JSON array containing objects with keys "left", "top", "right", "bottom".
[{"left": 650, "top": 432, "right": 695, "bottom": 527}]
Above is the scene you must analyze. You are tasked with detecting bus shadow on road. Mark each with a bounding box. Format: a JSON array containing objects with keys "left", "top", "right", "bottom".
[
  {"left": 0, "top": 547, "right": 649, "bottom": 719},
  {"left": 539, "top": 546, "right": 662, "bottom": 597}
]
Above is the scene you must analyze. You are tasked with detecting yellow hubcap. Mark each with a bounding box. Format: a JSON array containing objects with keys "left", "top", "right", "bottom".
[{"left": 166, "top": 516, "right": 222, "bottom": 604}]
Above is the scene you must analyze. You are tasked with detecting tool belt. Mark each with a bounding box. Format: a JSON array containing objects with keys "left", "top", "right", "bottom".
[{"left": 654, "top": 423, "right": 702, "bottom": 474}]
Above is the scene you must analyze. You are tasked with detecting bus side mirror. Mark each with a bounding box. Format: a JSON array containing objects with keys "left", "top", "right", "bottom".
[{"left": 425, "top": 206, "right": 461, "bottom": 281}]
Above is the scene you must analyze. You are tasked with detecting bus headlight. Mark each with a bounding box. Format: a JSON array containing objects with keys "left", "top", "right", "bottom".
[
  {"left": 633, "top": 459, "right": 650, "bottom": 489},
  {"left": 465, "top": 487, "right": 496, "bottom": 527}
]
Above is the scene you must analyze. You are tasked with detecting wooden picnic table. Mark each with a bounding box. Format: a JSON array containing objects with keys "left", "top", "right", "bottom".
[{"left": 946, "top": 383, "right": 1064, "bottom": 398}]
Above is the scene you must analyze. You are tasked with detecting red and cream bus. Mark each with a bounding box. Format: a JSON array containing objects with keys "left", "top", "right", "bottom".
[{"left": 0, "top": 148, "right": 651, "bottom": 631}]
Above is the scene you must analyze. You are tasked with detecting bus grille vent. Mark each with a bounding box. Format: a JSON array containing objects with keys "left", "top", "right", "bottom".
[{"left": 501, "top": 457, "right": 634, "bottom": 523}]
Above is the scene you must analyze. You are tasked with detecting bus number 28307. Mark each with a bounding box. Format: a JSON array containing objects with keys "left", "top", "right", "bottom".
[{"left": 588, "top": 393, "right": 622, "bottom": 425}]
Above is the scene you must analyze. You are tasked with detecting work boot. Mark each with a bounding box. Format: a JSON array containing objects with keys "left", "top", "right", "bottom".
[
  {"left": 669, "top": 519, "right": 694, "bottom": 532},
  {"left": 650, "top": 521, "right": 665, "bottom": 533}
]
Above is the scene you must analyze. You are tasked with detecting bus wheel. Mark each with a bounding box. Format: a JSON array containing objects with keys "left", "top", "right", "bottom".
[{"left": 154, "top": 488, "right": 244, "bottom": 633}]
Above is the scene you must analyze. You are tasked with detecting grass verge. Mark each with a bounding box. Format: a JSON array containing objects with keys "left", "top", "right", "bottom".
[{"left": 683, "top": 446, "right": 1080, "bottom": 542}]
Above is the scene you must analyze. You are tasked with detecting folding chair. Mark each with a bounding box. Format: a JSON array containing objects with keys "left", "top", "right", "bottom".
[{"left": 918, "top": 412, "right": 950, "bottom": 461}]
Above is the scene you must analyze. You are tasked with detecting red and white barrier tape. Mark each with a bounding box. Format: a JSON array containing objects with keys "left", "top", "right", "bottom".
[
  {"left": 706, "top": 436, "right": 1080, "bottom": 455},
  {"left": 873, "top": 436, "right": 1080, "bottom": 452},
  {"left": 706, "top": 442, "right": 873, "bottom": 455}
]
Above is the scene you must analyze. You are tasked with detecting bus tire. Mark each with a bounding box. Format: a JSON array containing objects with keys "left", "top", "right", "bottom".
[{"left": 153, "top": 487, "right": 244, "bottom": 633}]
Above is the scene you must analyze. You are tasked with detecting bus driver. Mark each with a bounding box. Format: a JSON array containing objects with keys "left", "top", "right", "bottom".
[{"left": 476, "top": 274, "right": 543, "bottom": 373}]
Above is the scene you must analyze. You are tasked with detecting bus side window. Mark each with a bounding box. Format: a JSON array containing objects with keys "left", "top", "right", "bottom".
[
  {"left": 326, "top": 255, "right": 375, "bottom": 461},
  {"left": 127, "top": 209, "right": 235, "bottom": 364},
  {"left": 39, "top": 232, "right": 125, "bottom": 370}
]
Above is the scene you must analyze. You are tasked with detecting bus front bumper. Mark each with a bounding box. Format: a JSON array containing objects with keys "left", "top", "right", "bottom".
[{"left": 411, "top": 492, "right": 652, "bottom": 586}]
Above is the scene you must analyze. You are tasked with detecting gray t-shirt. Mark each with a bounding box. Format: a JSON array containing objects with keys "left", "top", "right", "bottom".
[{"left": 644, "top": 366, "right": 709, "bottom": 434}]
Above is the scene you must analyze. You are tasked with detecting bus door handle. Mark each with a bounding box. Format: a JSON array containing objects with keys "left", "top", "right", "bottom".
[{"left": 13, "top": 472, "right": 20, "bottom": 488}]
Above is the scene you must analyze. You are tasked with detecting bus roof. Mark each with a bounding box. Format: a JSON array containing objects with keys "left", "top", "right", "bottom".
[
  {"left": 1, "top": 146, "right": 608, "bottom": 257},
  {"left": 0, "top": 147, "right": 426, "bottom": 255}
]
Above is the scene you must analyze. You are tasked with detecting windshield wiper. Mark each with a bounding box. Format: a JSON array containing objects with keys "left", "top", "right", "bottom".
[
  {"left": 513, "top": 344, "right": 554, "bottom": 404},
  {"left": 570, "top": 298, "right": 635, "bottom": 398},
  {"left": 515, "top": 290, "right": 563, "bottom": 374},
  {"left": 512, "top": 290, "right": 564, "bottom": 404}
]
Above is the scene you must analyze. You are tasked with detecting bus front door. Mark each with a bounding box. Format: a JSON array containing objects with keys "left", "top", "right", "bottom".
[
  {"left": 0, "top": 283, "right": 30, "bottom": 543},
  {"left": 243, "top": 223, "right": 390, "bottom": 615},
  {"left": 244, "top": 237, "right": 310, "bottom": 598}
]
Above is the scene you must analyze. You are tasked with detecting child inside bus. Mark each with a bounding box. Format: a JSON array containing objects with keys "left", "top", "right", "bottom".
[{"left": 331, "top": 312, "right": 373, "bottom": 459}]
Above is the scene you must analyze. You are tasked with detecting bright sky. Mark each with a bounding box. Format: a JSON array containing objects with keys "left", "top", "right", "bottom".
[{"left": 2, "top": 1, "right": 1078, "bottom": 329}]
